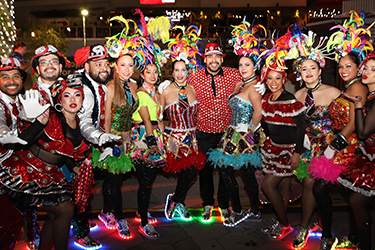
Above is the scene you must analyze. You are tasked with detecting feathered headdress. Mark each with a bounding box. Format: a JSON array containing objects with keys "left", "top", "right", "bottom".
[
  {"left": 230, "top": 17, "right": 267, "bottom": 69},
  {"left": 259, "top": 28, "right": 292, "bottom": 83},
  {"left": 105, "top": 14, "right": 155, "bottom": 72},
  {"left": 327, "top": 10, "right": 374, "bottom": 63},
  {"left": 165, "top": 25, "right": 203, "bottom": 73},
  {"left": 282, "top": 24, "right": 329, "bottom": 82}
]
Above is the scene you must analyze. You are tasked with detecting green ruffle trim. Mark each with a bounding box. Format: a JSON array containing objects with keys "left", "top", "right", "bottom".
[
  {"left": 92, "top": 147, "right": 135, "bottom": 174},
  {"left": 294, "top": 160, "right": 311, "bottom": 182}
]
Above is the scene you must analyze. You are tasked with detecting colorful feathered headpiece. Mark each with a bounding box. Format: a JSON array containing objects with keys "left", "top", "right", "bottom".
[
  {"left": 282, "top": 24, "right": 328, "bottom": 82},
  {"left": 165, "top": 25, "right": 203, "bottom": 73},
  {"left": 230, "top": 17, "right": 267, "bottom": 69},
  {"left": 327, "top": 10, "right": 374, "bottom": 63},
  {"left": 259, "top": 28, "right": 292, "bottom": 83},
  {"left": 105, "top": 13, "right": 156, "bottom": 72}
]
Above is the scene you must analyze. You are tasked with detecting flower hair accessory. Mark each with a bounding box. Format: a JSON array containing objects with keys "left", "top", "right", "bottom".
[
  {"left": 327, "top": 10, "right": 374, "bottom": 63},
  {"left": 230, "top": 17, "right": 267, "bottom": 69},
  {"left": 166, "top": 25, "right": 203, "bottom": 73}
]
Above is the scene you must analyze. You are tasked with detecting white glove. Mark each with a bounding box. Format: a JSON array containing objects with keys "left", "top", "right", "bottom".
[
  {"left": 98, "top": 147, "right": 113, "bottom": 162},
  {"left": 248, "top": 121, "right": 261, "bottom": 132},
  {"left": 19, "top": 90, "right": 50, "bottom": 119},
  {"left": 236, "top": 123, "right": 248, "bottom": 133},
  {"left": 98, "top": 133, "right": 121, "bottom": 146},
  {"left": 303, "top": 134, "right": 311, "bottom": 150},
  {"left": 254, "top": 81, "right": 266, "bottom": 96},
  {"left": 0, "top": 131, "right": 27, "bottom": 145},
  {"left": 324, "top": 146, "right": 336, "bottom": 159},
  {"left": 158, "top": 80, "right": 171, "bottom": 94}
]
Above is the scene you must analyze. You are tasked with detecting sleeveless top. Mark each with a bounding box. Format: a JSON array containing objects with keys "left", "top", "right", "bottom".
[{"left": 165, "top": 101, "right": 198, "bottom": 131}]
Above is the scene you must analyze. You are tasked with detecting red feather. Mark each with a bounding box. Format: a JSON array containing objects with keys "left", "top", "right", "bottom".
[
  {"left": 74, "top": 46, "right": 90, "bottom": 66},
  {"left": 134, "top": 8, "right": 148, "bottom": 37}
]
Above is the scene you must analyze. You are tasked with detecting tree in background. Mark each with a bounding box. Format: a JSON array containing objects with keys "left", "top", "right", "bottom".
[{"left": 0, "top": 0, "right": 16, "bottom": 58}]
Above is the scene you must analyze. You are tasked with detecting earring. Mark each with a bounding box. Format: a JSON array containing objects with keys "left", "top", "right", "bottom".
[{"left": 54, "top": 103, "right": 64, "bottom": 112}]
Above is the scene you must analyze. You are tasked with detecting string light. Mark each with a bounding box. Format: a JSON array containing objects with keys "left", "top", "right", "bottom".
[
  {"left": 309, "top": 8, "right": 340, "bottom": 18},
  {"left": 0, "top": 0, "right": 16, "bottom": 58}
]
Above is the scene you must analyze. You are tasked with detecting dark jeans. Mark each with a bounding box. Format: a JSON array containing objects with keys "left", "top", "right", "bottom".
[{"left": 197, "top": 130, "right": 229, "bottom": 208}]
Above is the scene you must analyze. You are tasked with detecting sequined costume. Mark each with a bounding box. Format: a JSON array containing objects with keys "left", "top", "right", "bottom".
[
  {"left": 294, "top": 105, "right": 335, "bottom": 181},
  {"left": 208, "top": 95, "right": 264, "bottom": 169},
  {"left": 162, "top": 100, "right": 205, "bottom": 173},
  {"left": 338, "top": 93, "right": 375, "bottom": 197},
  {"left": 131, "top": 91, "right": 167, "bottom": 167},
  {"left": 261, "top": 91, "right": 306, "bottom": 177},
  {"left": 0, "top": 112, "right": 90, "bottom": 207},
  {"left": 92, "top": 101, "right": 138, "bottom": 174}
]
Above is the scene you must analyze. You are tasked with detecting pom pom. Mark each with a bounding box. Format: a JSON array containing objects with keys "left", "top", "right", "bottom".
[
  {"left": 74, "top": 47, "right": 90, "bottom": 66},
  {"left": 308, "top": 156, "right": 347, "bottom": 184}
]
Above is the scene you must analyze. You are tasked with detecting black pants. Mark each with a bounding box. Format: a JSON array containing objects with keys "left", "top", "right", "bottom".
[{"left": 197, "top": 130, "right": 229, "bottom": 208}]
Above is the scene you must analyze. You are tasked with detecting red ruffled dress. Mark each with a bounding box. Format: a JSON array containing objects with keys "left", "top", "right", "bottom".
[
  {"left": 0, "top": 112, "right": 92, "bottom": 209},
  {"left": 162, "top": 100, "right": 205, "bottom": 173},
  {"left": 338, "top": 94, "right": 375, "bottom": 197}
]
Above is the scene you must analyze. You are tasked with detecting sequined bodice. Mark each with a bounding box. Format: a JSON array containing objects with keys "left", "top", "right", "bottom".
[
  {"left": 165, "top": 101, "right": 198, "bottom": 130},
  {"left": 111, "top": 101, "right": 138, "bottom": 132},
  {"left": 304, "top": 105, "right": 332, "bottom": 137},
  {"left": 228, "top": 95, "right": 254, "bottom": 127},
  {"left": 329, "top": 97, "right": 349, "bottom": 132}
]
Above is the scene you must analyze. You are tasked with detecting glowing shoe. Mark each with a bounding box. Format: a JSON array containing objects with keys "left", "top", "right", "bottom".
[
  {"left": 335, "top": 237, "right": 359, "bottom": 249},
  {"left": 201, "top": 205, "right": 213, "bottom": 222},
  {"left": 269, "top": 222, "right": 293, "bottom": 240},
  {"left": 261, "top": 218, "right": 278, "bottom": 235},
  {"left": 219, "top": 207, "right": 231, "bottom": 221},
  {"left": 176, "top": 203, "right": 192, "bottom": 221},
  {"left": 27, "top": 237, "right": 40, "bottom": 250},
  {"left": 135, "top": 212, "right": 157, "bottom": 224},
  {"left": 117, "top": 219, "right": 131, "bottom": 239},
  {"left": 74, "top": 234, "right": 102, "bottom": 249},
  {"left": 247, "top": 210, "right": 262, "bottom": 222},
  {"left": 138, "top": 223, "right": 160, "bottom": 239},
  {"left": 319, "top": 235, "right": 338, "bottom": 250},
  {"left": 164, "top": 193, "right": 177, "bottom": 220},
  {"left": 223, "top": 209, "right": 249, "bottom": 227},
  {"left": 292, "top": 226, "right": 310, "bottom": 249},
  {"left": 98, "top": 210, "right": 116, "bottom": 229}
]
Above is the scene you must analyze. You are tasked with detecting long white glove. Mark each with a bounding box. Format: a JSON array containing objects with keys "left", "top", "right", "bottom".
[
  {"left": 303, "top": 134, "right": 311, "bottom": 150},
  {"left": 98, "top": 147, "right": 113, "bottom": 162},
  {"left": 254, "top": 82, "right": 266, "bottom": 96},
  {"left": 0, "top": 131, "right": 27, "bottom": 145},
  {"left": 98, "top": 133, "right": 121, "bottom": 146},
  {"left": 323, "top": 146, "right": 336, "bottom": 159},
  {"left": 19, "top": 89, "right": 50, "bottom": 119},
  {"left": 158, "top": 80, "right": 171, "bottom": 94}
]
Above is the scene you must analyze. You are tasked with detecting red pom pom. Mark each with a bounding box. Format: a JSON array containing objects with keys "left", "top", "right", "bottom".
[{"left": 74, "top": 47, "right": 90, "bottom": 66}]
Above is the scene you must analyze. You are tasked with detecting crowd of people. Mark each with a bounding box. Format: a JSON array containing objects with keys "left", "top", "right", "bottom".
[{"left": 0, "top": 9, "right": 375, "bottom": 250}]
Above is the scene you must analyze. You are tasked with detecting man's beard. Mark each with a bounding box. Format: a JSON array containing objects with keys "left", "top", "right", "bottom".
[{"left": 90, "top": 69, "right": 110, "bottom": 84}]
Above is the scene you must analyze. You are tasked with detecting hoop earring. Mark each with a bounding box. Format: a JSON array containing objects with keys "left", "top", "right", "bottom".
[
  {"left": 156, "top": 78, "right": 161, "bottom": 85},
  {"left": 78, "top": 106, "right": 85, "bottom": 114},
  {"left": 54, "top": 103, "right": 64, "bottom": 112}
]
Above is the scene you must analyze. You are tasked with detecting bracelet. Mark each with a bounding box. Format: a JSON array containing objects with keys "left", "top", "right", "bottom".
[
  {"left": 330, "top": 132, "right": 350, "bottom": 151},
  {"left": 145, "top": 134, "right": 157, "bottom": 149}
]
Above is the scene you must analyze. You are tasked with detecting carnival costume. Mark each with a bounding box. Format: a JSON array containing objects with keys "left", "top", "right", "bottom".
[{"left": 161, "top": 25, "right": 206, "bottom": 221}]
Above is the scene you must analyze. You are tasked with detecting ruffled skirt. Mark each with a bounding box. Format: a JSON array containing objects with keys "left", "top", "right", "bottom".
[
  {"left": 261, "top": 138, "right": 295, "bottom": 177},
  {"left": 162, "top": 128, "right": 205, "bottom": 173},
  {"left": 207, "top": 126, "right": 264, "bottom": 170},
  {"left": 337, "top": 145, "right": 375, "bottom": 197},
  {"left": 130, "top": 124, "right": 167, "bottom": 167}
]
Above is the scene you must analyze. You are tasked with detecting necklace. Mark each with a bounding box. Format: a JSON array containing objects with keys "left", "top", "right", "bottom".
[
  {"left": 174, "top": 81, "right": 188, "bottom": 89},
  {"left": 242, "top": 75, "right": 258, "bottom": 88},
  {"left": 305, "top": 81, "right": 321, "bottom": 92},
  {"left": 343, "top": 77, "right": 361, "bottom": 92}
]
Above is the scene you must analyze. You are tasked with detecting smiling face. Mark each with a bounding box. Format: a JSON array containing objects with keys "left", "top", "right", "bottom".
[
  {"left": 204, "top": 54, "right": 223, "bottom": 74},
  {"left": 266, "top": 70, "right": 285, "bottom": 96},
  {"left": 60, "top": 87, "right": 83, "bottom": 115},
  {"left": 141, "top": 64, "right": 158, "bottom": 86},
  {"left": 361, "top": 59, "right": 375, "bottom": 85},
  {"left": 115, "top": 54, "right": 134, "bottom": 81},
  {"left": 36, "top": 54, "right": 62, "bottom": 84},
  {"left": 238, "top": 56, "right": 255, "bottom": 80},
  {"left": 0, "top": 69, "right": 23, "bottom": 99},
  {"left": 338, "top": 55, "right": 359, "bottom": 83},
  {"left": 172, "top": 61, "right": 189, "bottom": 85},
  {"left": 300, "top": 59, "right": 321, "bottom": 86},
  {"left": 86, "top": 59, "right": 111, "bottom": 84}
]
